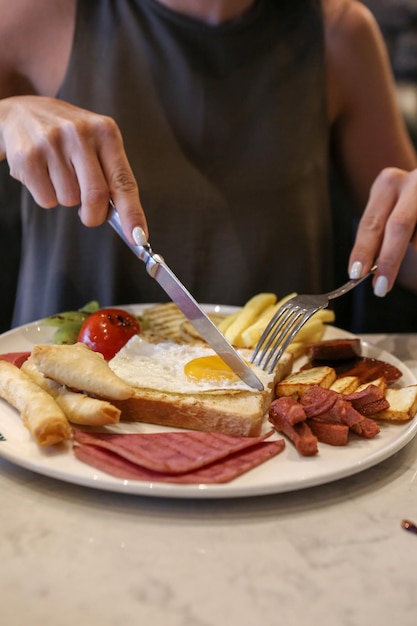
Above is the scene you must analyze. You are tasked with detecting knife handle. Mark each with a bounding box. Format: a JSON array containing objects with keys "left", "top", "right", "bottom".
[{"left": 107, "top": 203, "right": 164, "bottom": 278}]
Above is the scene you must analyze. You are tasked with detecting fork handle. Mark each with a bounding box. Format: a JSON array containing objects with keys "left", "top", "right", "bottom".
[{"left": 327, "top": 264, "right": 378, "bottom": 300}]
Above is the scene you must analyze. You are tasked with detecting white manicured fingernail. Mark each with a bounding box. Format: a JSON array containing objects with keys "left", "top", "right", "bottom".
[
  {"left": 349, "top": 261, "right": 363, "bottom": 279},
  {"left": 374, "top": 275, "right": 388, "bottom": 297},
  {"left": 132, "top": 226, "right": 148, "bottom": 246}
]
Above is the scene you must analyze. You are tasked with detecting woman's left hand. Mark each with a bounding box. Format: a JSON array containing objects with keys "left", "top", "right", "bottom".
[{"left": 349, "top": 167, "right": 417, "bottom": 296}]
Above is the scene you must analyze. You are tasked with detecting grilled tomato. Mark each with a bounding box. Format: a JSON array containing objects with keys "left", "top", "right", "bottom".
[{"left": 77, "top": 308, "right": 141, "bottom": 360}]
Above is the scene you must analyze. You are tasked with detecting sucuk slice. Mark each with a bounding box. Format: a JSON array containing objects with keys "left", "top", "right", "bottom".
[
  {"left": 72, "top": 428, "right": 276, "bottom": 475},
  {"left": 329, "top": 398, "right": 380, "bottom": 438},
  {"left": 73, "top": 439, "right": 285, "bottom": 484},
  {"left": 0, "top": 352, "right": 31, "bottom": 367},
  {"left": 307, "top": 418, "right": 349, "bottom": 446},
  {"left": 331, "top": 357, "right": 402, "bottom": 385},
  {"left": 268, "top": 398, "right": 318, "bottom": 456},
  {"left": 307, "top": 338, "right": 362, "bottom": 362}
]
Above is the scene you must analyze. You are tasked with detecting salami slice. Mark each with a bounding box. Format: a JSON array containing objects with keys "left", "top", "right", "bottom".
[
  {"left": 74, "top": 438, "right": 285, "bottom": 484},
  {"left": 0, "top": 352, "right": 31, "bottom": 367},
  {"left": 72, "top": 428, "right": 276, "bottom": 474}
]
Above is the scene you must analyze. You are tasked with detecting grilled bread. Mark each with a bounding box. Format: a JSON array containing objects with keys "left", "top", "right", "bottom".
[{"left": 110, "top": 345, "right": 293, "bottom": 437}]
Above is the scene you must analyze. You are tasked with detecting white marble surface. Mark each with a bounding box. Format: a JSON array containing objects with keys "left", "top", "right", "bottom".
[{"left": 1, "top": 334, "right": 417, "bottom": 626}]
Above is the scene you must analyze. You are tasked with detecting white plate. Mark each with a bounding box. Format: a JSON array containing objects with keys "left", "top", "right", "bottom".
[{"left": 0, "top": 304, "right": 416, "bottom": 499}]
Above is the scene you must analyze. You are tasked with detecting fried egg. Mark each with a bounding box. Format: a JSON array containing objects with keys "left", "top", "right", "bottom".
[{"left": 108, "top": 335, "right": 273, "bottom": 394}]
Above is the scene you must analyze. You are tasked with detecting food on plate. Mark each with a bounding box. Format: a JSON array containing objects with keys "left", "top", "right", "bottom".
[
  {"left": 141, "top": 302, "right": 227, "bottom": 344},
  {"left": 217, "top": 292, "right": 335, "bottom": 351},
  {"left": 268, "top": 397, "right": 319, "bottom": 456},
  {"left": 72, "top": 427, "right": 278, "bottom": 474},
  {"left": 268, "top": 334, "right": 417, "bottom": 456},
  {"left": 371, "top": 386, "right": 417, "bottom": 422},
  {"left": 21, "top": 357, "right": 121, "bottom": 426},
  {"left": 179, "top": 313, "right": 228, "bottom": 343},
  {"left": 330, "top": 357, "right": 403, "bottom": 384},
  {"left": 0, "top": 352, "right": 31, "bottom": 367},
  {"left": 0, "top": 360, "right": 71, "bottom": 446},
  {"left": 77, "top": 307, "right": 141, "bottom": 360},
  {"left": 306, "top": 338, "right": 362, "bottom": 362},
  {"left": 269, "top": 382, "right": 383, "bottom": 456},
  {"left": 109, "top": 335, "right": 293, "bottom": 437},
  {"left": 275, "top": 366, "right": 337, "bottom": 398},
  {"left": 42, "top": 300, "right": 100, "bottom": 344},
  {"left": 356, "top": 377, "right": 387, "bottom": 394},
  {"left": 2, "top": 294, "right": 415, "bottom": 484},
  {"left": 109, "top": 336, "right": 278, "bottom": 394},
  {"left": 329, "top": 376, "right": 361, "bottom": 394},
  {"left": 303, "top": 339, "right": 403, "bottom": 385},
  {"left": 220, "top": 292, "right": 277, "bottom": 347},
  {"left": 141, "top": 302, "right": 192, "bottom": 342},
  {"left": 308, "top": 418, "right": 349, "bottom": 447},
  {"left": 72, "top": 428, "right": 286, "bottom": 484},
  {"left": 40, "top": 290, "right": 334, "bottom": 359},
  {"left": 236, "top": 293, "right": 296, "bottom": 347},
  {"left": 30, "top": 343, "right": 134, "bottom": 400}
]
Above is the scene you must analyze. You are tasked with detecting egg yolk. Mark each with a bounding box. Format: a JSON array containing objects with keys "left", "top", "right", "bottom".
[{"left": 184, "top": 355, "right": 239, "bottom": 381}]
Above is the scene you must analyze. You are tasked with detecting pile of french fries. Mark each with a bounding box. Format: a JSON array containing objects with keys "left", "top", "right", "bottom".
[{"left": 217, "top": 292, "right": 335, "bottom": 357}]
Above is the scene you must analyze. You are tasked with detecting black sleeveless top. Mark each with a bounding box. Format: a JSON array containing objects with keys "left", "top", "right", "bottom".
[{"left": 12, "top": 0, "right": 331, "bottom": 326}]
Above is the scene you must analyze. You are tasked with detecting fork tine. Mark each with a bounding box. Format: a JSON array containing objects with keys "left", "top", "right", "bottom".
[
  {"left": 250, "top": 266, "right": 378, "bottom": 374},
  {"left": 264, "top": 308, "right": 321, "bottom": 373},
  {"left": 257, "top": 308, "right": 304, "bottom": 371},
  {"left": 250, "top": 303, "right": 293, "bottom": 364}
]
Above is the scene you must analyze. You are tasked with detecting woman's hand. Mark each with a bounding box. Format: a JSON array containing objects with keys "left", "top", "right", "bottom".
[
  {"left": 0, "top": 95, "right": 148, "bottom": 243},
  {"left": 349, "top": 167, "right": 417, "bottom": 296}
]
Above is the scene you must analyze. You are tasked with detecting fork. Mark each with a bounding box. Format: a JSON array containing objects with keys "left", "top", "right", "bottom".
[{"left": 251, "top": 264, "right": 378, "bottom": 373}]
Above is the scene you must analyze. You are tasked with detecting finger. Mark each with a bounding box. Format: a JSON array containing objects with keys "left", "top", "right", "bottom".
[
  {"left": 96, "top": 119, "right": 148, "bottom": 242},
  {"left": 9, "top": 124, "right": 81, "bottom": 209},
  {"left": 71, "top": 148, "right": 110, "bottom": 226},
  {"left": 107, "top": 159, "right": 148, "bottom": 243},
  {"left": 350, "top": 169, "right": 417, "bottom": 296},
  {"left": 46, "top": 153, "right": 82, "bottom": 208},
  {"left": 9, "top": 146, "right": 59, "bottom": 208},
  {"left": 349, "top": 168, "right": 403, "bottom": 278},
  {"left": 373, "top": 178, "right": 417, "bottom": 293}
]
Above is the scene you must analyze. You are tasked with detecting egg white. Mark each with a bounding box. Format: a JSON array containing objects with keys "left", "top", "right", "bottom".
[{"left": 108, "top": 335, "right": 273, "bottom": 394}]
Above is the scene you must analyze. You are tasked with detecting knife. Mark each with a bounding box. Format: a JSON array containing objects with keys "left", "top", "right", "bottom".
[{"left": 107, "top": 204, "right": 264, "bottom": 391}]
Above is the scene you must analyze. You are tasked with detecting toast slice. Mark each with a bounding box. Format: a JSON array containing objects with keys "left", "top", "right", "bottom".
[
  {"left": 179, "top": 313, "right": 228, "bottom": 343},
  {"left": 141, "top": 303, "right": 187, "bottom": 342},
  {"left": 111, "top": 350, "right": 293, "bottom": 437},
  {"left": 372, "top": 385, "right": 417, "bottom": 422},
  {"left": 275, "top": 366, "right": 336, "bottom": 399},
  {"left": 330, "top": 376, "right": 360, "bottom": 395}
]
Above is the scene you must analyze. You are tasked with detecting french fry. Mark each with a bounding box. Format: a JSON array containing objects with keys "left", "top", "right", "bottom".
[
  {"left": 240, "top": 293, "right": 297, "bottom": 348},
  {"left": 223, "top": 293, "right": 277, "bottom": 347},
  {"left": 284, "top": 341, "right": 305, "bottom": 358},
  {"left": 290, "top": 319, "right": 325, "bottom": 343},
  {"left": 217, "top": 310, "right": 241, "bottom": 334},
  {"left": 309, "top": 309, "right": 336, "bottom": 324},
  {"left": 222, "top": 293, "right": 336, "bottom": 357}
]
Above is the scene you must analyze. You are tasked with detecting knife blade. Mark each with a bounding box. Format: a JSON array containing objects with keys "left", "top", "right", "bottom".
[{"left": 107, "top": 204, "right": 264, "bottom": 391}]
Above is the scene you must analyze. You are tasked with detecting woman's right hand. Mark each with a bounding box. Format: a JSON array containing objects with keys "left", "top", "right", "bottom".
[{"left": 0, "top": 95, "right": 148, "bottom": 242}]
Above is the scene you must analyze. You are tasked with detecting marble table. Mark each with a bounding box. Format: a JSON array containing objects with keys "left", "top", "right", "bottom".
[{"left": 1, "top": 334, "right": 417, "bottom": 626}]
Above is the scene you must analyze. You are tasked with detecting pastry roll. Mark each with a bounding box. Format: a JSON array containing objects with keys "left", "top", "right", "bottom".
[
  {"left": 30, "top": 343, "right": 133, "bottom": 400},
  {"left": 0, "top": 360, "right": 71, "bottom": 446},
  {"left": 22, "top": 357, "right": 121, "bottom": 426}
]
